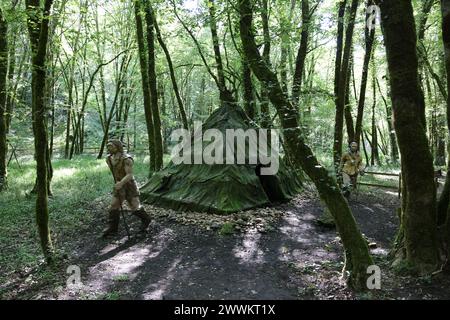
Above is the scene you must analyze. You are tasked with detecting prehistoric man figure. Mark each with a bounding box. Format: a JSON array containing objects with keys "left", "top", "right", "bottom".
[
  {"left": 102, "top": 139, "right": 151, "bottom": 237},
  {"left": 339, "top": 141, "right": 365, "bottom": 198}
]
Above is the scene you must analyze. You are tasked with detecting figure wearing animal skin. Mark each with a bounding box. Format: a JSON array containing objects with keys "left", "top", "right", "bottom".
[{"left": 102, "top": 139, "right": 151, "bottom": 237}]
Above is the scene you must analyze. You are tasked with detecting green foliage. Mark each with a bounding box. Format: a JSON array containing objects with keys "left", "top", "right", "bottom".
[
  {"left": 218, "top": 222, "right": 235, "bottom": 236},
  {"left": 101, "top": 291, "right": 121, "bottom": 300}
]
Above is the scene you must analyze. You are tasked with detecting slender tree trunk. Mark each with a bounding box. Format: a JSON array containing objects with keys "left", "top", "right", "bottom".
[
  {"left": 152, "top": 8, "right": 188, "bottom": 130},
  {"left": 6, "top": 38, "right": 25, "bottom": 134},
  {"left": 378, "top": 0, "right": 439, "bottom": 272},
  {"left": 71, "top": 51, "right": 127, "bottom": 159},
  {"left": 26, "top": 0, "right": 54, "bottom": 260},
  {"left": 5, "top": 34, "right": 15, "bottom": 134},
  {"left": 64, "top": 3, "right": 85, "bottom": 159},
  {"left": 144, "top": 1, "right": 163, "bottom": 170},
  {"left": 361, "top": 132, "right": 370, "bottom": 165},
  {"left": 333, "top": 0, "right": 358, "bottom": 175},
  {"left": 96, "top": 54, "right": 131, "bottom": 159},
  {"left": 239, "top": 0, "right": 372, "bottom": 289},
  {"left": 376, "top": 77, "right": 399, "bottom": 162},
  {"left": 344, "top": 57, "right": 355, "bottom": 142},
  {"left": 370, "top": 60, "right": 379, "bottom": 165},
  {"left": 291, "top": 0, "right": 310, "bottom": 109},
  {"left": 354, "top": 0, "right": 376, "bottom": 145},
  {"left": 207, "top": 0, "right": 234, "bottom": 105},
  {"left": 333, "top": 0, "right": 346, "bottom": 154},
  {"left": 259, "top": 0, "right": 271, "bottom": 128},
  {"left": 242, "top": 58, "right": 255, "bottom": 120},
  {"left": 0, "top": 9, "right": 8, "bottom": 192},
  {"left": 134, "top": 0, "right": 155, "bottom": 172}
]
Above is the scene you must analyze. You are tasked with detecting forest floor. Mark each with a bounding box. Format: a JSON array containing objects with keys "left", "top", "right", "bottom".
[{"left": 1, "top": 156, "right": 450, "bottom": 300}]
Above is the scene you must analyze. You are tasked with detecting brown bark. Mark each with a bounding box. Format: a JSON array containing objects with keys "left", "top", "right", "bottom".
[
  {"left": 378, "top": 0, "right": 439, "bottom": 272},
  {"left": 333, "top": 0, "right": 359, "bottom": 174},
  {"left": 134, "top": 0, "right": 155, "bottom": 171},
  {"left": 376, "top": 77, "right": 399, "bottom": 162},
  {"left": 26, "top": 0, "right": 54, "bottom": 259},
  {"left": 207, "top": 0, "right": 234, "bottom": 105},
  {"left": 354, "top": 0, "right": 376, "bottom": 145},
  {"left": 144, "top": 1, "right": 163, "bottom": 170},
  {"left": 291, "top": 0, "right": 310, "bottom": 109},
  {"left": 344, "top": 57, "right": 355, "bottom": 142},
  {"left": 370, "top": 65, "right": 379, "bottom": 166},
  {"left": 259, "top": 0, "right": 271, "bottom": 128},
  {"left": 0, "top": 8, "right": 8, "bottom": 192},
  {"left": 242, "top": 58, "right": 255, "bottom": 120}
]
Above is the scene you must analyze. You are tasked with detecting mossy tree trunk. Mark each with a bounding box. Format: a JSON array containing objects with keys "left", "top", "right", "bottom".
[
  {"left": 207, "top": 0, "right": 235, "bottom": 105},
  {"left": 144, "top": 0, "right": 163, "bottom": 171},
  {"left": 354, "top": 0, "right": 376, "bottom": 146},
  {"left": 259, "top": 0, "right": 271, "bottom": 128},
  {"left": 239, "top": 0, "right": 372, "bottom": 289},
  {"left": 333, "top": 0, "right": 359, "bottom": 175},
  {"left": 378, "top": 0, "right": 440, "bottom": 273},
  {"left": 242, "top": 58, "right": 256, "bottom": 120},
  {"left": 291, "top": 0, "right": 310, "bottom": 110},
  {"left": 26, "top": 0, "right": 54, "bottom": 260},
  {"left": 134, "top": 0, "right": 156, "bottom": 172},
  {"left": 0, "top": 8, "right": 8, "bottom": 192}
]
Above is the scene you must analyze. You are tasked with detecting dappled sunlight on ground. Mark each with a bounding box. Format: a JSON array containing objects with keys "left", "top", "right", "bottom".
[
  {"left": 59, "top": 227, "right": 176, "bottom": 299},
  {"left": 142, "top": 258, "right": 183, "bottom": 300},
  {"left": 232, "top": 229, "right": 265, "bottom": 264}
]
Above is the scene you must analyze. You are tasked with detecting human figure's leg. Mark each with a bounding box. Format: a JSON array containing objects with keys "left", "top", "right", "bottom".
[
  {"left": 127, "top": 196, "right": 151, "bottom": 232},
  {"left": 102, "top": 195, "right": 124, "bottom": 237},
  {"left": 350, "top": 174, "right": 358, "bottom": 191},
  {"left": 342, "top": 173, "right": 352, "bottom": 198}
]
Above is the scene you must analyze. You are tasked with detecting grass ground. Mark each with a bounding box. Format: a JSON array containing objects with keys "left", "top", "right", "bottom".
[{"left": 0, "top": 154, "right": 152, "bottom": 293}]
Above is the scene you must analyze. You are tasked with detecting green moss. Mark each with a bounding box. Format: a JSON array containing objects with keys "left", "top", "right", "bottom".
[
  {"left": 393, "top": 259, "right": 417, "bottom": 275},
  {"left": 218, "top": 222, "right": 235, "bottom": 236}
]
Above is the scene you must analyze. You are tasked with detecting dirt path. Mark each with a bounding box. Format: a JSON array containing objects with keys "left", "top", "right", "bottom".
[
  {"left": 14, "top": 189, "right": 450, "bottom": 300},
  {"left": 28, "top": 190, "right": 396, "bottom": 300}
]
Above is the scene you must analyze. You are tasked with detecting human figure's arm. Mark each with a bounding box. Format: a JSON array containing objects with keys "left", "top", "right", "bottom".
[
  {"left": 115, "top": 158, "right": 134, "bottom": 190},
  {"left": 357, "top": 156, "right": 364, "bottom": 174},
  {"left": 106, "top": 157, "right": 115, "bottom": 181}
]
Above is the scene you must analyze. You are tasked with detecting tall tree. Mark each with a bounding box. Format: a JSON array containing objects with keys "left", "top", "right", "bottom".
[
  {"left": 437, "top": 0, "right": 450, "bottom": 227},
  {"left": 378, "top": 0, "right": 439, "bottom": 272},
  {"left": 354, "top": 0, "right": 376, "bottom": 145},
  {"left": 0, "top": 8, "right": 8, "bottom": 192},
  {"left": 26, "top": 0, "right": 55, "bottom": 260},
  {"left": 333, "top": 0, "right": 359, "bottom": 175},
  {"left": 144, "top": 0, "right": 163, "bottom": 171},
  {"left": 239, "top": 0, "right": 372, "bottom": 289},
  {"left": 370, "top": 60, "right": 379, "bottom": 165},
  {"left": 443, "top": 0, "right": 450, "bottom": 259},
  {"left": 134, "top": 0, "right": 156, "bottom": 172},
  {"left": 259, "top": 0, "right": 271, "bottom": 128},
  {"left": 291, "top": 0, "right": 310, "bottom": 109},
  {"left": 207, "top": 0, "right": 234, "bottom": 105}
]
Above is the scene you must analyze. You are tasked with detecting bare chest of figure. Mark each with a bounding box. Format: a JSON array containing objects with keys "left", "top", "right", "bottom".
[{"left": 110, "top": 155, "right": 122, "bottom": 168}]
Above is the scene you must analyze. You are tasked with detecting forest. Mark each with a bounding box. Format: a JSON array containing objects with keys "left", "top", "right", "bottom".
[{"left": 0, "top": 0, "right": 450, "bottom": 301}]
